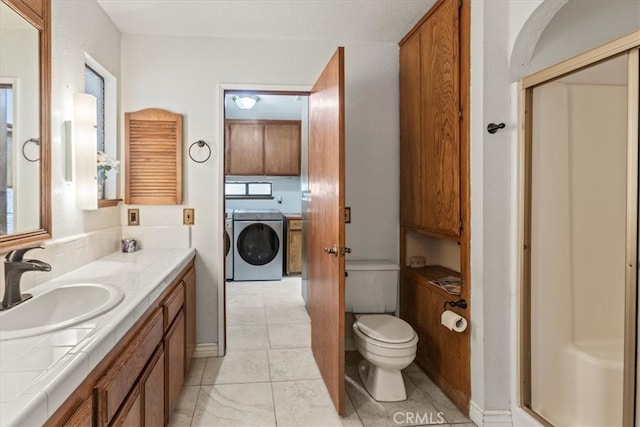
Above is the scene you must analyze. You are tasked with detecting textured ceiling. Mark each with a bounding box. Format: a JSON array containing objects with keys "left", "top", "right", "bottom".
[{"left": 97, "top": 0, "right": 435, "bottom": 43}]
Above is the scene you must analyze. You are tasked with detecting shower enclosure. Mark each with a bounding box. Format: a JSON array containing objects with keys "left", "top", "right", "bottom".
[{"left": 521, "top": 39, "right": 639, "bottom": 425}]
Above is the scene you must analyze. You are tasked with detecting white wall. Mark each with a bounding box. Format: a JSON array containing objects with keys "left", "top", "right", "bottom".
[
  {"left": 121, "top": 34, "right": 399, "bottom": 344},
  {"left": 50, "top": 0, "right": 121, "bottom": 239}
]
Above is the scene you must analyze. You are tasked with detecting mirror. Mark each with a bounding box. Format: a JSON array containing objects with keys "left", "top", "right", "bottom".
[{"left": 0, "top": 0, "right": 50, "bottom": 250}]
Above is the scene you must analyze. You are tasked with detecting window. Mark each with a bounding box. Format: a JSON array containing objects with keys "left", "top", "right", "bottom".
[
  {"left": 83, "top": 53, "right": 117, "bottom": 201},
  {"left": 225, "top": 181, "right": 273, "bottom": 198},
  {"left": 84, "top": 65, "right": 105, "bottom": 152}
]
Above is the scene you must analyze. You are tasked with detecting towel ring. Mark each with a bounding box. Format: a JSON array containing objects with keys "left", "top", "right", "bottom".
[
  {"left": 188, "top": 140, "right": 212, "bottom": 163},
  {"left": 22, "top": 138, "right": 40, "bottom": 162}
]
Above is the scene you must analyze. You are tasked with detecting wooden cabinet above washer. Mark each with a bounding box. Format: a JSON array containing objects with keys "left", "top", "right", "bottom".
[{"left": 225, "top": 120, "right": 301, "bottom": 176}]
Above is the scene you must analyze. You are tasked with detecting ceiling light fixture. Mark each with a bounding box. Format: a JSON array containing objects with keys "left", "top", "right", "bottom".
[{"left": 233, "top": 95, "right": 259, "bottom": 110}]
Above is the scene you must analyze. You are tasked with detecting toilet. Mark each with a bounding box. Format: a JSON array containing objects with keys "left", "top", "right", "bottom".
[{"left": 346, "top": 260, "right": 418, "bottom": 402}]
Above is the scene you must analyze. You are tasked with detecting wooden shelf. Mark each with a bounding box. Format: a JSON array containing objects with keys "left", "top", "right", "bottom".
[
  {"left": 98, "top": 198, "right": 122, "bottom": 208},
  {"left": 403, "top": 265, "right": 462, "bottom": 297}
]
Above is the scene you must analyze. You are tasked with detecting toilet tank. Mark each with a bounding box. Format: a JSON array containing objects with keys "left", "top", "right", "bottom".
[{"left": 345, "top": 260, "right": 400, "bottom": 313}]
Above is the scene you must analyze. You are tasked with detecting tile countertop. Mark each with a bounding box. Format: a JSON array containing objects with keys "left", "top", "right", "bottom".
[{"left": 0, "top": 248, "right": 196, "bottom": 427}]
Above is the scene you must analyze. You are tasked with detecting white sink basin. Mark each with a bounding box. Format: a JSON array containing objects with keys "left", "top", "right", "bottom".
[{"left": 0, "top": 283, "right": 124, "bottom": 340}]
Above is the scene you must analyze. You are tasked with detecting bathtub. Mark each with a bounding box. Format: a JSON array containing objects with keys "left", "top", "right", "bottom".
[{"left": 559, "top": 340, "right": 624, "bottom": 426}]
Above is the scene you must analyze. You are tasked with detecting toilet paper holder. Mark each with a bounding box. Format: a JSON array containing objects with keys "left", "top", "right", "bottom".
[{"left": 443, "top": 299, "right": 467, "bottom": 310}]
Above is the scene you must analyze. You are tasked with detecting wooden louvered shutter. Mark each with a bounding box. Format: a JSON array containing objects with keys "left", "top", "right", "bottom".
[{"left": 125, "top": 108, "right": 183, "bottom": 204}]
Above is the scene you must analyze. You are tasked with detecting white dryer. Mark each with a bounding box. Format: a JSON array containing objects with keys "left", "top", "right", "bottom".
[
  {"left": 233, "top": 209, "right": 283, "bottom": 281},
  {"left": 225, "top": 209, "right": 234, "bottom": 280}
]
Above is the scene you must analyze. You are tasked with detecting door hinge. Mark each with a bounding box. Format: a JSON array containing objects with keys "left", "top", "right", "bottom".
[
  {"left": 459, "top": 110, "right": 463, "bottom": 120},
  {"left": 458, "top": 0, "right": 463, "bottom": 9},
  {"left": 459, "top": 221, "right": 463, "bottom": 232}
]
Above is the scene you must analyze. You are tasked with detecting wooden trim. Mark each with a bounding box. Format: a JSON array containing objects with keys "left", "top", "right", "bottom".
[
  {"left": 2, "top": 0, "right": 44, "bottom": 30},
  {"left": 522, "top": 29, "right": 640, "bottom": 89},
  {"left": 224, "top": 89, "right": 310, "bottom": 96},
  {"left": 622, "top": 48, "right": 639, "bottom": 427},
  {"left": 0, "top": 0, "right": 51, "bottom": 252}
]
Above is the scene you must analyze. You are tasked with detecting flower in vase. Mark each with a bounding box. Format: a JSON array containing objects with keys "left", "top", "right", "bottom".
[{"left": 97, "top": 151, "right": 120, "bottom": 182}]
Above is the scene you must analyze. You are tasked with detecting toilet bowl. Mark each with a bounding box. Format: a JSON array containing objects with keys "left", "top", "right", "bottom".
[{"left": 353, "top": 313, "right": 418, "bottom": 402}]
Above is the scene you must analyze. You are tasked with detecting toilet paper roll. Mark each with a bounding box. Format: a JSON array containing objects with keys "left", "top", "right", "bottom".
[{"left": 441, "top": 310, "right": 468, "bottom": 332}]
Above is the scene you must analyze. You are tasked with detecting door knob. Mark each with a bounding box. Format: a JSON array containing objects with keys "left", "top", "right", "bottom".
[{"left": 324, "top": 245, "right": 338, "bottom": 256}]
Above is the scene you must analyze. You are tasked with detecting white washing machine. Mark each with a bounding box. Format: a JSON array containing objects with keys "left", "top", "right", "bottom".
[
  {"left": 225, "top": 209, "right": 234, "bottom": 281},
  {"left": 233, "top": 209, "right": 283, "bottom": 281}
]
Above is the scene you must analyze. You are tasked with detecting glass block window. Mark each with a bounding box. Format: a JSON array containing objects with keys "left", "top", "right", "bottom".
[{"left": 84, "top": 65, "right": 105, "bottom": 151}]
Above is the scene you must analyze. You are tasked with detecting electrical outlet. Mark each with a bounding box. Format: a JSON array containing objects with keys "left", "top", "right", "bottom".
[
  {"left": 128, "top": 209, "right": 139, "bottom": 226},
  {"left": 183, "top": 208, "right": 195, "bottom": 225}
]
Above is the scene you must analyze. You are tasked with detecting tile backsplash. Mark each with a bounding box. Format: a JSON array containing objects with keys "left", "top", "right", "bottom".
[
  {"left": 0, "top": 227, "right": 121, "bottom": 296},
  {"left": 0, "top": 225, "right": 192, "bottom": 299}
]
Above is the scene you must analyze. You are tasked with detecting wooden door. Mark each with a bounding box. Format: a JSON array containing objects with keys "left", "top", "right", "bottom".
[
  {"left": 308, "top": 47, "right": 346, "bottom": 415},
  {"left": 164, "top": 310, "right": 185, "bottom": 421},
  {"left": 420, "top": 0, "right": 460, "bottom": 236}
]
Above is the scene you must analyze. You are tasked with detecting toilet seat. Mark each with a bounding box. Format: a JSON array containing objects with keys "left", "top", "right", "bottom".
[
  {"left": 353, "top": 314, "right": 418, "bottom": 349},
  {"left": 355, "top": 314, "right": 415, "bottom": 343}
]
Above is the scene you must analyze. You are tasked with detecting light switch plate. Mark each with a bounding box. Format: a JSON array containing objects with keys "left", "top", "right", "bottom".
[
  {"left": 345, "top": 207, "right": 351, "bottom": 223},
  {"left": 128, "top": 209, "right": 139, "bottom": 226},
  {"left": 183, "top": 208, "right": 195, "bottom": 225}
]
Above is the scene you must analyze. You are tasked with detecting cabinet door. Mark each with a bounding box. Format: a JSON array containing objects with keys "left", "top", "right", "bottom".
[
  {"left": 226, "top": 123, "right": 264, "bottom": 175},
  {"left": 264, "top": 122, "right": 301, "bottom": 175},
  {"left": 286, "top": 219, "right": 302, "bottom": 274},
  {"left": 110, "top": 387, "right": 142, "bottom": 427},
  {"left": 142, "top": 347, "right": 165, "bottom": 427},
  {"left": 399, "top": 31, "right": 423, "bottom": 228},
  {"left": 165, "top": 309, "right": 185, "bottom": 421},
  {"left": 420, "top": 0, "right": 461, "bottom": 236},
  {"left": 184, "top": 268, "right": 196, "bottom": 373}
]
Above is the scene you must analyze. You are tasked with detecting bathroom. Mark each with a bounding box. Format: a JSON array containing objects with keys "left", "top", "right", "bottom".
[{"left": 2, "top": 0, "right": 640, "bottom": 426}]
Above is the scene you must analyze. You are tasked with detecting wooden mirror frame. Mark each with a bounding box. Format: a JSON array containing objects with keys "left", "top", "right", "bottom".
[{"left": 0, "top": 0, "right": 51, "bottom": 251}]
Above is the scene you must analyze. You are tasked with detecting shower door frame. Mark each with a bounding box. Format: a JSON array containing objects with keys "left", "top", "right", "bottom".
[{"left": 519, "top": 31, "right": 640, "bottom": 426}]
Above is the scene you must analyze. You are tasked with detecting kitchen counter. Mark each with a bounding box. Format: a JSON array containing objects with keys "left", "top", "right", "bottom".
[{"left": 0, "top": 248, "right": 196, "bottom": 427}]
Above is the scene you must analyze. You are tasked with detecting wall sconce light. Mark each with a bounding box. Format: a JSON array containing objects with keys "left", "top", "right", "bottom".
[
  {"left": 73, "top": 92, "right": 98, "bottom": 210},
  {"left": 233, "top": 95, "right": 259, "bottom": 110}
]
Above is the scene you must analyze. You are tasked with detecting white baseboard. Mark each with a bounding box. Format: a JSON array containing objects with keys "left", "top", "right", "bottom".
[
  {"left": 193, "top": 343, "right": 219, "bottom": 358},
  {"left": 469, "top": 401, "right": 513, "bottom": 427}
]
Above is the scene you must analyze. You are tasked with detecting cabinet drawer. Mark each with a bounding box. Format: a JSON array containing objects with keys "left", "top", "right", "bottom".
[
  {"left": 163, "top": 281, "right": 184, "bottom": 330},
  {"left": 95, "top": 308, "right": 163, "bottom": 425},
  {"left": 288, "top": 219, "right": 302, "bottom": 230}
]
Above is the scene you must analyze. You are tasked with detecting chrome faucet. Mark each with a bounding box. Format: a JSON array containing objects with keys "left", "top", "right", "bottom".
[{"left": 2, "top": 245, "right": 51, "bottom": 311}]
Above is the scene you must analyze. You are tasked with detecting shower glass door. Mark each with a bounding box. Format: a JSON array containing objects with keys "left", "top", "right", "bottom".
[{"left": 522, "top": 48, "right": 638, "bottom": 426}]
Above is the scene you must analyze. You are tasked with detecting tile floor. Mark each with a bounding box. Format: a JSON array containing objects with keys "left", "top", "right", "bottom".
[{"left": 168, "top": 276, "right": 476, "bottom": 427}]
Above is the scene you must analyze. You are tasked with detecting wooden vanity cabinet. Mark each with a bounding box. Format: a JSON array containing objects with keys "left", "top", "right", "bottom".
[
  {"left": 225, "top": 120, "right": 302, "bottom": 176},
  {"left": 94, "top": 309, "right": 163, "bottom": 424},
  {"left": 47, "top": 259, "right": 196, "bottom": 427}
]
